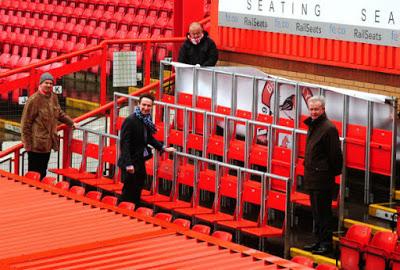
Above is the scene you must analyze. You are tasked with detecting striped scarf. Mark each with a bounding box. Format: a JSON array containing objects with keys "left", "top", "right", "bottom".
[{"left": 134, "top": 106, "right": 157, "bottom": 134}]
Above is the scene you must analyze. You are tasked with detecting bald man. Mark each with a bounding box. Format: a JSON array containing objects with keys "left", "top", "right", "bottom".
[{"left": 178, "top": 22, "right": 218, "bottom": 66}]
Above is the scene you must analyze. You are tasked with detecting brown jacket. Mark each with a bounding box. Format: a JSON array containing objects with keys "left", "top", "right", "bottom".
[{"left": 21, "top": 91, "right": 74, "bottom": 153}]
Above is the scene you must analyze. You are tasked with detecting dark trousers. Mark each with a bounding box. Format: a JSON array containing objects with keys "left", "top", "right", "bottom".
[
  {"left": 310, "top": 189, "right": 333, "bottom": 247},
  {"left": 121, "top": 168, "right": 146, "bottom": 208},
  {"left": 28, "top": 151, "right": 51, "bottom": 180}
]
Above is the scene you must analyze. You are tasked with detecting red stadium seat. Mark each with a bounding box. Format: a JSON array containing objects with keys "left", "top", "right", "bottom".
[
  {"left": 339, "top": 224, "right": 372, "bottom": 270},
  {"left": 173, "top": 218, "right": 191, "bottom": 228},
  {"left": 24, "top": 171, "right": 41, "bottom": 181},
  {"left": 41, "top": 176, "right": 56, "bottom": 185},
  {"left": 118, "top": 201, "right": 135, "bottom": 211},
  {"left": 192, "top": 224, "right": 211, "bottom": 235},
  {"left": 101, "top": 196, "right": 118, "bottom": 206},
  {"left": 55, "top": 181, "right": 70, "bottom": 190},
  {"left": 154, "top": 212, "right": 173, "bottom": 222},
  {"left": 364, "top": 231, "right": 397, "bottom": 270},
  {"left": 86, "top": 191, "right": 102, "bottom": 201},
  {"left": 212, "top": 231, "right": 233, "bottom": 242},
  {"left": 315, "top": 264, "right": 339, "bottom": 270},
  {"left": 136, "top": 207, "right": 153, "bottom": 217},
  {"left": 291, "top": 256, "right": 314, "bottom": 267},
  {"left": 70, "top": 186, "right": 85, "bottom": 196}
]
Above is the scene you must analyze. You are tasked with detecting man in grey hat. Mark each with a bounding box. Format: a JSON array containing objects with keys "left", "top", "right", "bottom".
[{"left": 21, "top": 72, "right": 77, "bottom": 179}]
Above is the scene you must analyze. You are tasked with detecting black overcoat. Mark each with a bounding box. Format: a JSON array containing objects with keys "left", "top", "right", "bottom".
[{"left": 303, "top": 113, "right": 343, "bottom": 191}]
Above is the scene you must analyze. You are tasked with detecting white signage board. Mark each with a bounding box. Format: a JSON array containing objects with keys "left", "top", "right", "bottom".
[
  {"left": 219, "top": 0, "right": 400, "bottom": 47},
  {"left": 113, "top": 51, "right": 137, "bottom": 87}
]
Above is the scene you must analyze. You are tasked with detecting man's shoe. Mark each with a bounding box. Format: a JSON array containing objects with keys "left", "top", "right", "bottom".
[
  {"left": 312, "top": 245, "right": 332, "bottom": 255},
  {"left": 303, "top": 242, "right": 319, "bottom": 251}
]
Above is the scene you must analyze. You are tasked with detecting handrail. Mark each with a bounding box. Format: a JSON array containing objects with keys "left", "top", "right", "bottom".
[{"left": 0, "top": 37, "right": 185, "bottom": 79}]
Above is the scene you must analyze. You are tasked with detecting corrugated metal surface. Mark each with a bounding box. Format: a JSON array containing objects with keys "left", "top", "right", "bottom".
[
  {"left": 0, "top": 172, "right": 312, "bottom": 270},
  {"left": 212, "top": 6, "right": 400, "bottom": 75}
]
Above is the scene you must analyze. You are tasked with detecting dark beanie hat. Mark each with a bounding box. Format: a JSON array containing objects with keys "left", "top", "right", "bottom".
[{"left": 39, "top": 72, "right": 54, "bottom": 84}]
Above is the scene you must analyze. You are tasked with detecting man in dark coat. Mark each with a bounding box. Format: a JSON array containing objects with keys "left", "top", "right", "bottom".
[
  {"left": 302, "top": 96, "right": 343, "bottom": 255},
  {"left": 117, "top": 93, "right": 175, "bottom": 208},
  {"left": 178, "top": 22, "right": 218, "bottom": 66}
]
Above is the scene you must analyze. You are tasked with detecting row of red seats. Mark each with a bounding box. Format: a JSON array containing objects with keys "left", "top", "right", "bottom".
[
  {"left": 339, "top": 224, "right": 399, "bottom": 270},
  {"left": 24, "top": 171, "right": 234, "bottom": 242},
  {"left": 157, "top": 93, "right": 393, "bottom": 176},
  {"left": 0, "top": 0, "right": 174, "bottom": 16},
  {"left": 0, "top": 7, "right": 173, "bottom": 31}
]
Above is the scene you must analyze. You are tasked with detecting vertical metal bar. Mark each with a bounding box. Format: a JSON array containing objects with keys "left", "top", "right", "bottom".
[
  {"left": 231, "top": 74, "right": 237, "bottom": 115},
  {"left": 144, "top": 41, "right": 151, "bottom": 86},
  {"left": 244, "top": 121, "right": 250, "bottom": 169},
  {"left": 171, "top": 152, "right": 178, "bottom": 201},
  {"left": 223, "top": 116, "right": 229, "bottom": 163},
  {"left": 97, "top": 134, "right": 104, "bottom": 178},
  {"left": 338, "top": 95, "right": 349, "bottom": 233},
  {"left": 259, "top": 174, "right": 267, "bottom": 226},
  {"left": 192, "top": 158, "right": 199, "bottom": 207},
  {"left": 202, "top": 111, "right": 208, "bottom": 158},
  {"left": 80, "top": 131, "right": 88, "bottom": 172},
  {"left": 159, "top": 61, "right": 165, "bottom": 100},
  {"left": 163, "top": 104, "right": 170, "bottom": 145},
  {"left": 273, "top": 78, "right": 279, "bottom": 124},
  {"left": 252, "top": 77, "right": 258, "bottom": 121},
  {"left": 100, "top": 44, "right": 107, "bottom": 105},
  {"left": 389, "top": 98, "right": 398, "bottom": 204},
  {"left": 214, "top": 163, "right": 221, "bottom": 212},
  {"left": 192, "top": 67, "right": 198, "bottom": 130},
  {"left": 364, "top": 101, "right": 372, "bottom": 204},
  {"left": 236, "top": 169, "right": 243, "bottom": 220},
  {"left": 284, "top": 177, "right": 292, "bottom": 259},
  {"left": 112, "top": 93, "right": 119, "bottom": 135},
  {"left": 210, "top": 70, "right": 217, "bottom": 129},
  {"left": 183, "top": 108, "right": 188, "bottom": 153},
  {"left": 152, "top": 151, "right": 158, "bottom": 194},
  {"left": 114, "top": 137, "right": 120, "bottom": 183}
]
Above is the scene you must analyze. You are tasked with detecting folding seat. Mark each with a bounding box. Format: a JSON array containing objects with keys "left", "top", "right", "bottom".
[
  {"left": 138, "top": 26, "right": 151, "bottom": 39},
  {"left": 174, "top": 168, "right": 216, "bottom": 218},
  {"left": 49, "top": 139, "right": 98, "bottom": 180},
  {"left": 111, "top": 11, "right": 124, "bottom": 25},
  {"left": 154, "top": 212, "right": 173, "bottom": 222},
  {"left": 227, "top": 110, "right": 252, "bottom": 163},
  {"left": 55, "top": 181, "right": 70, "bottom": 190},
  {"left": 151, "top": 0, "right": 165, "bottom": 10},
  {"left": 92, "top": 9, "right": 104, "bottom": 22},
  {"left": 217, "top": 180, "right": 260, "bottom": 233},
  {"left": 151, "top": 28, "right": 162, "bottom": 39},
  {"left": 193, "top": 96, "right": 212, "bottom": 135},
  {"left": 270, "top": 146, "right": 291, "bottom": 191},
  {"left": 154, "top": 10, "right": 169, "bottom": 28},
  {"left": 118, "top": 201, "right": 135, "bottom": 211},
  {"left": 103, "top": 27, "right": 116, "bottom": 39},
  {"left": 206, "top": 105, "right": 231, "bottom": 158},
  {"left": 73, "top": 7, "right": 85, "bottom": 19},
  {"left": 339, "top": 224, "right": 372, "bottom": 270},
  {"left": 192, "top": 224, "right": 211, "bottom": 235},
  {"left": 81, "top": 8, "right": 94, "bottom": 20},
  {"left": 120, "top": 13, "right": 135, "bottom": 28},
  {"left": 86, "top": 191, "right": 102, "bottom": 201},
  {"left": 364, "top": 231, "right": 397, "bottom": 270},
  {"left": 346, "top": 124, "right": 366, "bottom": 170},
  {"left": 16, "top": 56, "right": 31, "bottom": 68},
  {"left": 115, "top": 28, "right": 128, "bottom": 39},
  {"left": 155, "top": 47, "right": 167, "bottom": 62},
  {"left": 240, "top": 190, "right": 286, "bottom": 250},
  {"left": 212, "top": 231, "right": 233, "bottom": 241},
  {"left": 165, "top": 16, "right": 173, "bottom": 29},
  {"left": 92, "top": 26, "right": 106, "bottom": 41},
  {"left": 70, "top": 186, "right": 85, "bottom": 196},
  {"left": 53, "top": 5, "right": 65, "bottom": 17},
  {"left": 152, "top": 162, "right": 194, "bottom": 210},
  {"left": 143, "top": 10, "right": 157, "bottom": 27},
  {"left": 173, "top": 218, "right": 191, "bottom": 228},
  {"left": 101, "top": 195, "right": 118, "bottom": 206},
  {"left": 134, "top": 9, "right": 147, "bottom": 25},
  {"left": 176, "top": 92, "right": 193, "bottom": 130},
  {"left": 8, "top": 54, "right": 20, "bottom": 69},
  {"left": 140, "top": 0, "right": 153, "bottom": 9},
  {"left": 291, "top": 256, "right": 314, "bottom": 267},
  {"left": 136, "top": 207, "right": 153, "bottom": 217},
  {"left": 370, "top": 128, "right": 392, "bottom": 176},
  {"left": 391, "top": 246, "right": 400, "bottom": 270},
  {"left": 24, "top": 171, "right": 41, "bottom": 181},
  {"left": 195, "top": 174, "right": 238, "bottom": 224}
]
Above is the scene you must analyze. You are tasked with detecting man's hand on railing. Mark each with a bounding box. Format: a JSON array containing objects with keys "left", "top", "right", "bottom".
[{"left": 164, "top": 147, "right": 176, "bottom": 153}]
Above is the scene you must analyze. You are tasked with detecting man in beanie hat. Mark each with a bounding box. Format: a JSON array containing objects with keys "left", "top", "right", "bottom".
[{"left": 21, "top": 72, "right": 77, "bottom": 179}]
